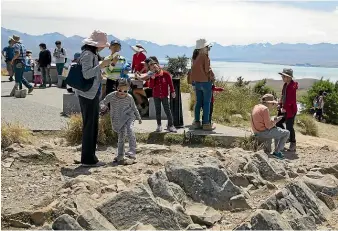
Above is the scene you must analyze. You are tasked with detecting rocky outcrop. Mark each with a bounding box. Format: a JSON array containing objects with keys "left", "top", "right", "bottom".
[
  {"left": 184, "top": 202, "right": 222, "bottom": 226},
  {"left": 250, "top": 209, "right": 293, "bottom": 230},
  {"left": 52, "top": 214, "right": 83, "bottom": 230},
  {"left": 96, "top": 185, "right": 193, "bottom": 230},
  {"left": 165, "top": 156, "right": 243, "bottom": 210}
]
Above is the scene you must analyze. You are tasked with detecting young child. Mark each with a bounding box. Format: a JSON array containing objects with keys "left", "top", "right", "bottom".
[
  {"left": 100, "top": 79, "right": 142, "bottom": 163},
  {"left": 33, "top": 59, "right": 42, "bottom": 87},
  {"left": 148, "top": 57, "right": 177, "bottom": 132}
]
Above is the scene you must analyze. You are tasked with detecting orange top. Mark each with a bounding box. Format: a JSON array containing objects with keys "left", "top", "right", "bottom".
[
  {"left": 191, "top": 53, "right": 214, "bottom": 82},
  {"left": 251, "top": 104, "right": 275, "bottom": 133}
]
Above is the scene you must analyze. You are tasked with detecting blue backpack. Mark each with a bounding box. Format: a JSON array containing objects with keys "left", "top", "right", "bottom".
[{"left": 65, "top": 52, "right": 95, "bottom": 92}]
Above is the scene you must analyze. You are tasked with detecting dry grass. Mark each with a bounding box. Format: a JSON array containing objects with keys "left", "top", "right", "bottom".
[
  {"left": 1, "top": 68, "right": 9, "bottom": 76},
  {"left": 1, "top": 122, "right": 32, "bottom": 149},
  {"left": 296, "top": 114, "right": 319, "bottom": 137},
  {"left": 62, "top": 114, "right": 117, "bottom": 145}
]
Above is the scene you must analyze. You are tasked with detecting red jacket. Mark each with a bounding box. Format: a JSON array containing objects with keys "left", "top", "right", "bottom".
[
  {"left": 132, "top": 52, "right": 146, "bottom": 73},
  {"left": 211, "top": 85, "right": 224, "bottom": 103},
  {"left": 281, "top": 80, "right": 298, "bottom": 119},
  {"left": 149, "top": 70, "right": 175, "bottom": 98}
]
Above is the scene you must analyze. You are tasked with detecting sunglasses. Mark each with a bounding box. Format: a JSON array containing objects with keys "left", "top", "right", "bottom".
[{"left": 118, "top": 89, "right": 128, "bottom": 93}]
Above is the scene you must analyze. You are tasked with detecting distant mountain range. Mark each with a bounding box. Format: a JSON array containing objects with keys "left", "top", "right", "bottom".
[{"left": 2, "top": 27, "right": 338, "bottom": 67}]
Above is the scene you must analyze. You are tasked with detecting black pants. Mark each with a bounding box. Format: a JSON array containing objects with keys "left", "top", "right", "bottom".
[
  {"left": 106, "top": 79, "right": 118, "bottom": 96},
  {"left": 78, "top": 92, "right": 100, "bottom": 165},
  {"left": 285, "top": 115, "right": 296, "bottom": 143},
  {"left": 145, "top": 88, "right": 152, "bottom": 98},
  {"left": 276, "top": 110, "right": 286, "bottom": 129},
  {"left": 154, "top": 97, "right": 173, "bottom": 127},
  {"left": 316, "top": 108, "right": 323, "bottom": 121},
  {"left": 209, "top": 102, "right": 214, "bottom": 123}
]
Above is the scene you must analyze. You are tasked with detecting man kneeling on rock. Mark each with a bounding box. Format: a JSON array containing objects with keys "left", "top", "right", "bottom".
[{"left": 251, "top": 94, "right": 290, "bottom": 159}]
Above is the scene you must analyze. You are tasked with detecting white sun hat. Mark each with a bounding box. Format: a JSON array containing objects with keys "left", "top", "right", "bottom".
[
  {"left": 131, "top": 44, "right": 147, "bottom": 53},
  {"left": 195, "top": 38, "right": 212, "bottom": 50},
  {"left": 82, "top": 30, "right": 110, "bottom": 48}
]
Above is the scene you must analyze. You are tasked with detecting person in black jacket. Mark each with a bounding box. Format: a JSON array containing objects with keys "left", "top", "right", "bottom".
[{"left": 38, "top": 43, "right": 52, "bottom": 88}]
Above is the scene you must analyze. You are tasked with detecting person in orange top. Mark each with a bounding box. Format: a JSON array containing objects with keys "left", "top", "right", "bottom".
[
  {"left": 131, "top": 44, "right": 147, "bottom": 73},
  {"left": 251, "top": 94, "right": 290, "bottom": 159}
]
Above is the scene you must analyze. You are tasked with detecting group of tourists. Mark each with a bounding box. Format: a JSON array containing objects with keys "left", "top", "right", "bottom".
[{"left": 2, "top": 35, "right": 68, "bottom": 94}]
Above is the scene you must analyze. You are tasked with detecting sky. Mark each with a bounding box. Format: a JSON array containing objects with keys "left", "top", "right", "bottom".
[{"left": 1, "top": 0, "right": 338, "bottom": 46}]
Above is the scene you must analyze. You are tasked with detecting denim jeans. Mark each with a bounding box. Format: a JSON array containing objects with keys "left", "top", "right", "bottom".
[
  {"left": 56, "top": 63, "right": 65, "bottom": 75},
  {"left": 255, "top": 127, "right": 290, "bottom": 153},
  {"left": 194, "top": 81, "right": 212, "bottom": 124},
  {"left": 14, "top": 61, "right": 32, "bottom": 90}
]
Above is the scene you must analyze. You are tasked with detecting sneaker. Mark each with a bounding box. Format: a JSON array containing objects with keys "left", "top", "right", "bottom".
[
  {"left": 168, "top": 126, "right": 177, "bottom": 133},
  {"left": 39, "top": 85, "right": 46, "bottom": 89},
  {"left": 28, "top": 88, "right": 34, "bottom": 94},
  {"left": 81, "top": 161, "right": 105, "bottom": 167},
  {"left": 156, "top": 125, "right": 162, "bottom": 132},
  {"left": 202, "top": 123, "right": 215, "bottom": 131},
  {"left": 126, "top": 151, "right": 136, "bottom": 159},
  {"left": 272, "top": 152, "right": 284, "bottom": 159},
  {"left": 9, "top": 77, "right": 14, "bottom": 82},
  {"left": 192, "top": 121, "right": 202, "bottom": 129},
  {"left": 113, "top": 156, "right": 125, "bottom": 163},
  {"left": 288, "top": 142, "right": 296, "bottom": 152}
]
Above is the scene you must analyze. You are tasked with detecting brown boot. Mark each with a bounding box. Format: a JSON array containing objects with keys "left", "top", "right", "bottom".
[
  {"left": 192, "top": 121, "right": 202, "bottom": 129},
  {"left": 202, "top": 123, "right": 215, "bottom": 131}
]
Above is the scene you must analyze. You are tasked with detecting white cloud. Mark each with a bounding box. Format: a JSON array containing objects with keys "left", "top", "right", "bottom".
[{"left": 1, "top": 0, "right": 338, "bottom": 45}]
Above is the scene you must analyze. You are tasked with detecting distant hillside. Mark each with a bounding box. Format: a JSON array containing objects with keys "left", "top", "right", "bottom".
[{"left": 2, "top": 27, "right": 338, "bottom": 67}]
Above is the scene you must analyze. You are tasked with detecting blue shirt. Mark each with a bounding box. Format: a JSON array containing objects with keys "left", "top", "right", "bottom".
[
  {"left": 2, "top": 46, "right": 15, "bottom": 61},
  {"left": 13, "top": 43, "right": 26, "bottom": 60}
]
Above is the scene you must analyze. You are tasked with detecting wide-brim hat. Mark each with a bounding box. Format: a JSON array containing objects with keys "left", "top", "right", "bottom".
[
  {"left": 196, "top": 38, "right": 212, "bottom": 50},
  {"left": 261, "top": 94, "right": 278, "bottom": 104},
  {"left": 82, "top": 30, "right": 110, "bottom": 48},
  {"left": 9, "top": 35, "right": 21, "bottom": 43},
  {"left": 131, "top": 44, "right": 147, "bottom": 53},
  {"left": 278, "top": 68, "right": 293, "bottom": 78}
]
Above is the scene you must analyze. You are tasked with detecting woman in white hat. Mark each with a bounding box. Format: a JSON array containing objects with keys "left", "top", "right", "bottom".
[
  {"left": 76, "top": 30, "right": 113, "bottom": 167},
  {"left": 131, "top": 44, "right": 147, "bottom": 73},
  {"left": 190, "top": 39, "right": 215, "bottom": 131}
]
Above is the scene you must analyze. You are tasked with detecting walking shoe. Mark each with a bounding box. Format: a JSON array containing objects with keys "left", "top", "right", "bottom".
[
  {"left": 168, "top": 126, "right": 177, "bottom": 133},
  {"left": 28, "top": 88, "right": 34, "bottom": 94},
  {"left": 202, "top": 123, "right": 215, "bottom": 131},
  {"left": 9, "top": 76, "right": 14, "bottom": 82},
  {"left": 192, "top": 121, "right": 202, "bottom": 129},
  {"left": 156, "top": 125, "right": 162, "bottom": 132},
  {"left": 288, "top": 142, "right": 296, "bottom": 152},
  {"left": 39, "top": 85, "right": 46, "bottom": 89},
  {"left": 272, "top": 151, "right": 284, "bottom": 159},
  {"left": 113, "top": 155, "right": 125, "bottom": 163},
  {"left": 126, "top": 151, "right": 136, "bottom": 159},
  {"left": 81, "top": 161, "right": 105, "bottom": 167}
]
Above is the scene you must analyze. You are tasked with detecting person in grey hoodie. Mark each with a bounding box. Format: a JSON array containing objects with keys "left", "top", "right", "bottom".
[
  {"left": 53, "top": 41, "right": 67, "bottom": 75},
  {"left": 75, "top": 30, "right": 113, "bottom": 167}
]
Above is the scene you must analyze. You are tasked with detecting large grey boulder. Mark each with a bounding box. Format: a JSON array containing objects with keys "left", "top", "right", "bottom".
[
  {"left": 96, "top": 185, "right": 193, "bottom": 230},
  {"left": 250, "top": 209, "right": 292, "bottom": 230},
  {"left": 147, "top": 170, "right": 187, "bottom": 204},
  {"left": 77, "top": 208, "right": 116, "bottom": 230},
  {"left": 302, "top": 174, "right": 338, "bottom": 196},
  {"left": 251, "top": 152, "right": 286, "bottom": 181},
  {"left": 165, "top": 156, "right": 243, "bottom": 210},
  {"left": 52, "top": 214, "right": 83, "bottom": 230}
]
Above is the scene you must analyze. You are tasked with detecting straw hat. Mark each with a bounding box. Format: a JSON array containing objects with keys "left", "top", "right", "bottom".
[
  {"left": 131, "top": 44, "right": 147, "bottom": 53},
  {"left": 278, "top": 68, "right": 294, "bottom": 78},
  {"left": 195, "top": 39, "right": 212, "bottom": 50},
  {"left": 82, "top": 30, "right": 110, "bottom": 48},
  {"left": 9, "top": 35, "right": 21, "bottom": 43},
  {"left": 261, "top": 94, "right": 278, "bottom": 104}
]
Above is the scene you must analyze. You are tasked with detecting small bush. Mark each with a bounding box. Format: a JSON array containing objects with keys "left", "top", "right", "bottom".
[
  {"left": 1, "top": 68, "right": 9, "bottom": 76},
  {"left": 297, "top": 114, "right": 318, "bottom": 137},
  {"left": 180, "top": 76, "right": 193, "bottom": 93},
  {"left": 1, "top": 122, "right": 32, "bottom": 149},
  {"left": 63, "top": 114, "right": 117, "bottom": 145},
  {"left": 253, "top": 79, "right": 276, "bottom": 97}
]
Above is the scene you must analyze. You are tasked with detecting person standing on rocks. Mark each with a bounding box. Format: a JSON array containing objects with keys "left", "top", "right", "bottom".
[
  {"left": 9, "top": 35, "right": 34, "bottom": 96},
  {"left": 278, "top": 68, "right": 298, "bottom": 152},
  {"left": 100, "top": 79, "right": 142, "bottom": 163},
  {"left": 251, "top": 94, "right": 290, "bottom": 159},
  {"left": 190, "top": 39, "right": 215, "bottom": 131},
  {"left": 53, "top": 41, "right": 67, "bottom": 76},
  {"left": 38, "top": 43, "right": 52, "bottom": 88},
  {"left": 2, "top": 40, "right": 15, "bottom": 82},
  {"left": 76, "top": 30, "right": 112, "bottom": 167}
]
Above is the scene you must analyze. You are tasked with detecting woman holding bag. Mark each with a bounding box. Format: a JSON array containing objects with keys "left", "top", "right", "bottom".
[{"left": 76, "top": 30, "right": 115, "bottom": 167}]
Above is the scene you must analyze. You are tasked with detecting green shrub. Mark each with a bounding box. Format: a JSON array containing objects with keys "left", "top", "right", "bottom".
[
  {"left": 165, "top": 55, "right": 189, "bottom": 78},
  {"left": 297, "top": 114, "right": 319, "bottom": 136},
  {"left": 253, "top": 79, "right": 276, "bottom": 97},
  {"left": 301, "top": 78, "right": 338, "bottom": 124}
]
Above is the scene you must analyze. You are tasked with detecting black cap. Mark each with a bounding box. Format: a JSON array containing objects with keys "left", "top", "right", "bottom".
[
  {"left": 110, "top": 40, "right": 121, "bottom": 46},
  {"left": 55, "top": 40, "right": 61, "bottom": 45}
]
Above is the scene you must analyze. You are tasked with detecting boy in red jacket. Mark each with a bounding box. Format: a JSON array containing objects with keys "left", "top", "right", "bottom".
[
  {"left": 278, "top": 68, "right": 298, "bottom": 152},
  {"left": 148, "top": 57, "right": 177, "bottom": 133}
]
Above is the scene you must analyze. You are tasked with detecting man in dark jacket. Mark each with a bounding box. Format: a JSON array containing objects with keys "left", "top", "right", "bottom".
[{"left": 38, "top": 43, "right": 52, "bottom": 88}]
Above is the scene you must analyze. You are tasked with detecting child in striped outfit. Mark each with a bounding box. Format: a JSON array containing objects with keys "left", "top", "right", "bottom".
[{"left": 100, "top": 79, "right": 142, "bottom": 163}]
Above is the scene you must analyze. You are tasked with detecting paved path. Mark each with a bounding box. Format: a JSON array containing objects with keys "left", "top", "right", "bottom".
[{"left": 1, "top": 76, "right": 250, "bottom": 140}]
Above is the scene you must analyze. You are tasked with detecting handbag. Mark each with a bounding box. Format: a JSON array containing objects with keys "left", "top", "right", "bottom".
[{"left": 65, "top": 52, "right": 95, "bottom": 92}]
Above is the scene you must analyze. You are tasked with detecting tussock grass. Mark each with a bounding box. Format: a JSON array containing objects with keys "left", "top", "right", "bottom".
[
  {"left": 1, "top": 68, "right": 9, "bottom": 76},
  {"left": 1, "top": 122, "right": 32, "bottom": 149},
  {"left": 297, "top": 114, "right": 319, "bottom": 137}
]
